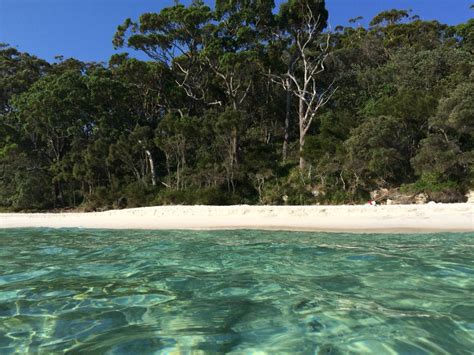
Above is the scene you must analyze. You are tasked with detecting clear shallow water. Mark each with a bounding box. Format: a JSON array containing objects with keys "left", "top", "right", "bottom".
[{"left": 0, "top": 229, "right": 473, "bottom": 354}]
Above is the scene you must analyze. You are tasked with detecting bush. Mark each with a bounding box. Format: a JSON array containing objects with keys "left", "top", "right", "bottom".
[
  {"left": 154, "top": 187, "right": 235, "bottom": 205},
  {"left": 82, "top": 186, "right": 114, "bottom": 211},
  {"left": 12, "top": 172, "right": 54, "bottom": 211},
  {"left": 400, "top": 173, "right": 459, "bottom": 193},
  {"left": 321, "top": 189, "right": 368, "bottom": 205},
  {"left": 400, "top": 173, "right": 465, "bottom": 203},
  {"left": 123, "top": 182, "right": 158, "bottom": 208},
  {"left": 260, "top": 167, "right": 315, "bottom": 205}
]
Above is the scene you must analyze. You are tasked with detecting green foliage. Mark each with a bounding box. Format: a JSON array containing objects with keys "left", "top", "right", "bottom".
[
  {"left": 411, "top": 81, "right": 474, "bottom": 187},
  {"left": 0, "top": 44, "right": 50, "bottom": 113},
  {"left": 154, "top": 187, "right": 235, "bottom": 205},
  {"left": 83, "top": 186, "right": 115, "bottom": 212},
  {"left": 400, "top": 173, "right": 466, "bottom": 203},
  {"left": 400, "top": 173, "right": 458, "bottom": 193},
  {"left": 0, "top": 152, "right": 53, "bottom": 211},
  {"left": 362, "top": 89, "right": 437, "bottom": 121},
  {"left": 369, "top": 9, "right": 410, "bottom": 27},
  {"left": 279, "top": 0, "right": 328, "bottom": 33},
  {"left": 431, "top": 82, "right": 474, "bottom": 145},
  {"left": 344, "top": 115, "right": 413, "bottom": 188},
  {"left": 113, "top": 2, "right": 213, "bottom": 64},
  {"left": 260, "top": 167, "right": 315, "bottom": 205},
  {"left": 455, "top": 18, "right": 474, "bottom": 51},
  {"left": 321, "top": 189, "right": 368, "bottom": 205},
  {"left": 123, "top": 182, "right": 159, "bottom": 208},
  {"left": 411, "top": 135, "right": 465, "bottom": 180},
  {"left": 1, "top": 7, "right": 473, "bottom": 210}
]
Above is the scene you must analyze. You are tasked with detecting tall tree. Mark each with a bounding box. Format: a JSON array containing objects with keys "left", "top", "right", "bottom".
[{"left": 274, "top": 0, "right": 335, "bottom": 169}]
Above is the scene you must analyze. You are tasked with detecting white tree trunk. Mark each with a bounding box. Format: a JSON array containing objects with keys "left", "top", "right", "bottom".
[{"left": 144, "top": 149, "right": 156, "bottom": 186}]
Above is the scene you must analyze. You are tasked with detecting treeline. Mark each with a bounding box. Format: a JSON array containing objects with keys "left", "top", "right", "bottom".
[{"left": 0, "top": 0, "right": 472, "bottom": 210}]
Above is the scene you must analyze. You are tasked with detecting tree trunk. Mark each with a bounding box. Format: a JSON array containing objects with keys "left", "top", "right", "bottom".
[
  {"left": 283, "top": 88, "right": 291, "bottom": 162},
  {"left": 299, "top": 136, "right": 306, "bottom": 170},
  {"left": 231, "top": 128, "right": 238, "bottom": 167},
  {"left": 176, "top": 161, "right": 180, "bottom": 190},
  {"left": 299, "top": 97, "right": 306, "bottom": 170},
  {"left": 231, "top": 98, "right": 239, "bottom": 168},
  {"left": 144, "top": 149, "right": 156, "bottom": 186}
]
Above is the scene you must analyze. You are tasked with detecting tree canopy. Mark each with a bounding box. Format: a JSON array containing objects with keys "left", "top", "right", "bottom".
[{"left": 0, "top": 3, "right": 472, "bottom": 210}]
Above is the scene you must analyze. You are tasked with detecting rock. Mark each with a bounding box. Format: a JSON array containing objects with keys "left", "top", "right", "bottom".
[
  {"left": 427, "top": 190, "right": 466, "bottom": 203},
  {"left": 414, "top": 193, "right": 429, "bottom": 204},
  {"left": 379, "top": 190, "right": 414, "bottom": 204},
  {"left": 427, "top": 201, "right": 437, "bottom": 205},
  {"left": 373, "top": 187, "right": 467, "bottom": 205}
]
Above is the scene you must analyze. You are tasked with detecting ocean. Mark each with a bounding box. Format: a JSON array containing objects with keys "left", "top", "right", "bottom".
[{"left": 0, "top": 229, "right": 473, "bottom": 353}]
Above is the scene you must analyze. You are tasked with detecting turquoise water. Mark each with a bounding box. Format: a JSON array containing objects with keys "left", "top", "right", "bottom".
[{"left": 0, "top": 229, "right": 473, "bottom": 354}]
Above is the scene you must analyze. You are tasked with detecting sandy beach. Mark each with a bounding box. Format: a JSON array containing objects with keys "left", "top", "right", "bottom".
[{"left": 0, "top": 203, "right": 473, "bottom": 233}]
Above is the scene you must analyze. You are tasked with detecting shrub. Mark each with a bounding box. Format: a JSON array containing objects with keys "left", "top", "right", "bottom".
[
  {"left": 82, "top": 186, "right": 114, "bottom": 211},
  {"left": 400, "top": 173, "right": 459, "bottom": 193},
  {"left": 260, "top": 167, "right": 315, "bottom": 205},
  {"left": 123, "top": 182, "right": 158, "bottom": 208},
  {"left": 154, "top": 187, "right": 234, "bottom": 205},
  {"left": 400, "top": 173, "right": 465, "bottom": 203}
]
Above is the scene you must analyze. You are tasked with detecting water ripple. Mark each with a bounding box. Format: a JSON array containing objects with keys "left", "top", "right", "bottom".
[{"left": 0, "top": 229, "right": 473, "bottom": 353}]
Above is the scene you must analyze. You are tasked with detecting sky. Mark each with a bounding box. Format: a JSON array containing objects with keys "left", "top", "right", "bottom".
[{"left": 1, "top": 0, "right": 472, "bottom": 63}]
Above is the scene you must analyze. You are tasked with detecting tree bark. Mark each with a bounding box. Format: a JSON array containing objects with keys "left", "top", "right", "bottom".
[
  {"left": 231, "top": 128, "right": 238, "bottom": 167},
  {"left": 144, "top": 149, "right": 156, "bottom": 186},
  {"left": 299, "top": 97, "right": 306, "bottom": 170},
  {"left": 283, "top": 88, "right": 291, "bottom": 162}
]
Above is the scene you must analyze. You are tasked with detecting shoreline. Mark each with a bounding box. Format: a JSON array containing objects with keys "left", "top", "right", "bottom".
[{"left": 1, "top": 204, "right": 473, "bottom": 233}]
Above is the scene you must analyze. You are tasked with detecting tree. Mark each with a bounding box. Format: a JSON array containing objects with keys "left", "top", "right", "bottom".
[
  {"left": 109, "top": 125, "right": 157, "bottom": 186},
  {"left": 2, "top": 7, "right": 473, "bottom": 210},
  {"left": 154, "top": 113, "right": 198, "bottom": 190},
  {"left": 11, "top": 69, "right": 93, "bottom": 206},
  {"left": 412, "top": 81, "right": 474, "bottom": 185},
  {"left": 344, "top": 115, "right": 414, "bottom": 191},
  {"left": 273, "top": 0, "right": 335, "bottom": 169},
  {"left": 0, "top": 44, "right": 49, "bottom": 114},
  {"left": 369, "top": 9, "right": 410, "bottom": 27},
  {"left": 113, "top": 1, "right": 213, "bottom": 105},
  {"left": 113, "top": 0, "right": 271, "bottom": 190}
]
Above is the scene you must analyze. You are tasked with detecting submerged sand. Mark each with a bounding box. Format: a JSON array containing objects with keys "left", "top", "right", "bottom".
[{"left": 0, "top": 204, "right": 473, "bottom": 233}]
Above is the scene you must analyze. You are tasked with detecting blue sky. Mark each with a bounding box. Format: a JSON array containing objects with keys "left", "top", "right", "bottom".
[{"left": 1, "top": 0, "right": 472, "bottom": 63}]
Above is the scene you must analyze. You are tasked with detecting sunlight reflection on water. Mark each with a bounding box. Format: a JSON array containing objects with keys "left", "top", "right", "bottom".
[{"left": 0, "top": 229, "right": 473, "bottom": 353}]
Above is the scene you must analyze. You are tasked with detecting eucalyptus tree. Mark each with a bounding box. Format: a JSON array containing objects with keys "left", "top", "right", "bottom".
[
  {"left": 0, "top": 44, "right": 50, "bottom": 115},
  {"left": 113, "top": 1, "right": 215, "bottom": 186},
  {"left": 3, "top": 6, "right": 474, "bottom": 210},
  {"left": 272, "top": 0, "right": 335, "bottom": 169},
  {"left": 412, "top": 81, "right": 474, "bottom": 185},
  {"left": 202, "top": 0, "right": 275, "bottom": 184},
  {"left": 11, "top": 68, "right": 93, "bottom": 206},
  {"left": 113, "top": 1, "right": 213, "bottom": 106},
  {"left": 455, "top": 17, "right": 474, "bottom": 53},
  {"left": 0, "top": 46, "right": 43, "bottom": 204},
  {"left": 109, "top": 56, "right": 180, "bottom": 187},
  {"left": 113, "top": 0, "right": 275, "bottom": 190},
  {"left": 0, "top": 46, "right": 50, "bottom": 206}
]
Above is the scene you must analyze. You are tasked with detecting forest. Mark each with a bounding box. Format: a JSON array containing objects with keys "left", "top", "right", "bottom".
[{"left": 0, "top": 0, "right": 473, "bottom": 211}]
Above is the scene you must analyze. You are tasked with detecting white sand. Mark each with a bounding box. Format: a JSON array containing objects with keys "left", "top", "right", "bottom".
[{"left": 0, "top": 204, "right": 473, "bottom": 233}]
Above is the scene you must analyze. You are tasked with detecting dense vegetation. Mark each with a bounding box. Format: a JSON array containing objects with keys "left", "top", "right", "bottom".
[{"left": 1, "top": 0, "right": 473, "bottom": 210}]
